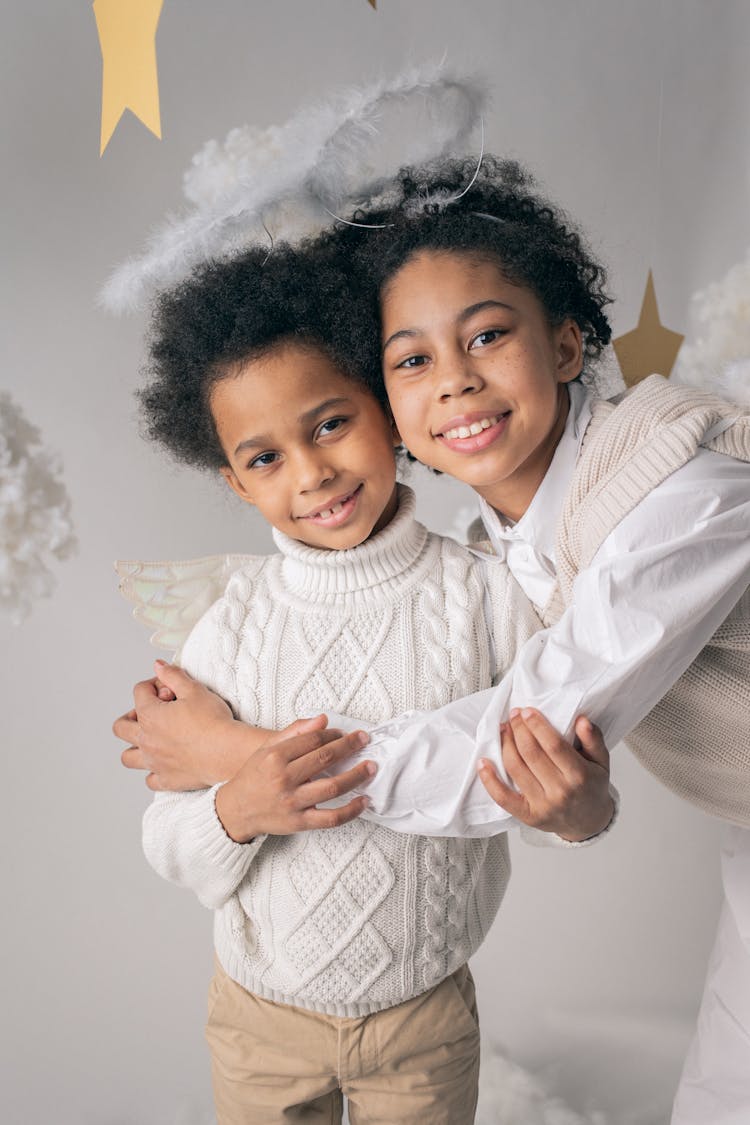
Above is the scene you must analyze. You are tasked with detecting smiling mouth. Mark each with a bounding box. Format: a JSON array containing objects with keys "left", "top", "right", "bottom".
[
  {"left": 439, "top": 413, "right": 508, "bottom": 440},
  {"left": 435, "top": 412, "right": 512, "bottom": 454},
  {"left": 301, "top": 484, "right": 363, "bottom": 524}
]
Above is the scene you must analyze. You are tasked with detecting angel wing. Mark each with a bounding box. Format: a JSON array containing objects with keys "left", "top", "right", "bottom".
[{"left": 115, "top": 554, "right": 259, "bottom": 651}]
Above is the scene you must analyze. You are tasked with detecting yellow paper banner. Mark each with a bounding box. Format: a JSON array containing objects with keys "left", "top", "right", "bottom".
[
  {"left": 94, "top": 0, "right": 164, "bottom": 155},
  {"left": 613, "top": 271, "right": 684, "bottom": 387}
]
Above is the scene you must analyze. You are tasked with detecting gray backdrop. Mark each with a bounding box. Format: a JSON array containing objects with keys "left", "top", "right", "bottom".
[{"left": 2, "top": 2, "right": 748, "bottom": 1122}]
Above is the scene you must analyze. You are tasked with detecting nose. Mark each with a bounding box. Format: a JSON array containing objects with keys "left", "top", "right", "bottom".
[
  {"left": 294, "top": 448, "right": 336, "bottom": 494},
  {"left": 435, "top": 352, "right": 484, "bottom": 401}
]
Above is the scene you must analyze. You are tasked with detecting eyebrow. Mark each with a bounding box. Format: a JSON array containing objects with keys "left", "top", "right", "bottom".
[
  {"left": 233, "top": 397, "right": 352, "bottom": 456},
  {"left": 382, "top": 299, "right": 515, "bottom": 354},
  {"left": 297, "top": 397, "right": 352, "bottom": 426}
]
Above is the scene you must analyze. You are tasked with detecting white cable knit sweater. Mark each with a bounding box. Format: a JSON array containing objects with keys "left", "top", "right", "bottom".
[{"left": 142, "top": 486, "right": 541, "bottom": 1017}]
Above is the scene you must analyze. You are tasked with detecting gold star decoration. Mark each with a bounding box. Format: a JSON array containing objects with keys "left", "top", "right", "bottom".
[
  {"left": 94, "top": 0, "right": 164, "bottom": 155},
  {"left": 613, "top": 271, "right": 684, "bottom": 387}
]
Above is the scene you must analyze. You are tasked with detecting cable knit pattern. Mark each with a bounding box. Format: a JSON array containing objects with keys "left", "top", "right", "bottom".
[
  {"left": 544, "top": 375, "right": 750, "bottom": 826},
  {"left": 142, "top": 486, "right": 523, "bottom": 1017}
]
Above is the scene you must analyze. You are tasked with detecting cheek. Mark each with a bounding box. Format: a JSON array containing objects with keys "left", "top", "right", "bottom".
[
  {"left": 386, "top": 390, "right": 421, "bottom": 444},
  {"left": 512, "top": 365, "right": 558, "bottom": 413}
]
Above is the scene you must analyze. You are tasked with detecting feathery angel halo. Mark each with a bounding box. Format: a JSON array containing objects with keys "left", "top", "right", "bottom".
[{"left": 101, "top": 61, "right": 488, "bottom": 313}]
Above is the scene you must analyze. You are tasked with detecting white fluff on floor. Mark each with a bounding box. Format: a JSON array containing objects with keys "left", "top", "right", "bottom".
[{"left": 476, "top": 1044, "right": 608, "bottom": 1125}]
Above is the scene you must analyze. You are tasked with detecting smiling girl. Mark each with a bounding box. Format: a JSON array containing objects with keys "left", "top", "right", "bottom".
[
  {"left": 339, "top": 155, "right": 750, "bottom": 1125},
  {"left": 380, "top": 251, "right": 582, "bottom": 523}
]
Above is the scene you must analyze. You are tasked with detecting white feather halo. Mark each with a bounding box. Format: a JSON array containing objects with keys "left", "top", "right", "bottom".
[{"left": 101, "top": 60, "right": 487, "bottom": 313}]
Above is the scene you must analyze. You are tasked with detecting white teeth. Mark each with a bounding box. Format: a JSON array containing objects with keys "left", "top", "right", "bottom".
[
  {"left": 443, "top": 415, "right": 501, "bottom": 440},
  {"left": 315, "top": 499, "right": 347, "bottom": 519}
]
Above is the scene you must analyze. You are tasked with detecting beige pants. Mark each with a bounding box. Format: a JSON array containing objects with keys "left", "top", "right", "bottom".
[{"left": 205, "top": 960, "right": 480, "bottom": 1124}]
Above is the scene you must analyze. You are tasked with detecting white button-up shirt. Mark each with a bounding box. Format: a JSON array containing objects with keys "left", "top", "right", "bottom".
[
  {"left": 478, "top": 381, "right": 592, "bottom": 612},
  {"left": 331, "top": 383, "right": 750, "bottom": 837}
]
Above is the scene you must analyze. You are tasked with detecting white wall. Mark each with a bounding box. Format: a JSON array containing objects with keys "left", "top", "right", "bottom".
[{"left": 2, "top": 2, "right": 748, "bottom": 1122}]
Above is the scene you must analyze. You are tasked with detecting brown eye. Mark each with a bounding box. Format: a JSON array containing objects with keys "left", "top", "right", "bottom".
[
  {"left": 396, "top": 354, "right": 428, "bottom": 369},
  {"left": 469, "top": 329, "right": 505, "bottom": 349},
  {"left": 317, "top": 417, "right": 347, "bottom": 438},
  {"left": 249, "top": 451, "right": 278, "bottom": 469}
]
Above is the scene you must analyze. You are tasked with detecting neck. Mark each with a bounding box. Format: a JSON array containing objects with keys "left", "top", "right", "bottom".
[{"left": 272, "top": 484, "right": 428, "bottom": 601}]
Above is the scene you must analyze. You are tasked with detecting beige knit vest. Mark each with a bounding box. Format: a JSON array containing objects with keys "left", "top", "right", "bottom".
[{"left": 540, "top": 374, "right": 750, "bottom": 826}]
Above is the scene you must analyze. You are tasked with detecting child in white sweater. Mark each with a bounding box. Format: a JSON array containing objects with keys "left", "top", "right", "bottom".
[{"left": 121, "top": 241, "right": 613, "bottom": 1124}]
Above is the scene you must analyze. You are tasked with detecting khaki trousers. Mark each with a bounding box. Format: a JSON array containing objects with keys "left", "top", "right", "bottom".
[{"left": 205, "top": 960, "right": 480, "bottom": 1124}]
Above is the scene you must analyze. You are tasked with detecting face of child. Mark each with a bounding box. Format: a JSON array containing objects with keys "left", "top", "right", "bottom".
[
  {"left": 211, "top": 344, "right": 400, "bottom": 550},
  {"left": 380, "top": 251, "right": 583, "bottom": 522}
]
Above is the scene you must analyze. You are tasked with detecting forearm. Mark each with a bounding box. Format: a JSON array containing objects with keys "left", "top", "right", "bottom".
[
  {"left": 147, "top": 608, "right": 274, "bottom": 788},
  {"left": 326, "top": 695, "right": 518, "bottom": 837},
  {"left": 344, "top": 583, "right": 725, "bottom": 839},
  {"left": 344, "top": 458, "right": 750, "bottom": 835},
  {"left": 199, "top": 719, "right": 273, "bottom": 784}
]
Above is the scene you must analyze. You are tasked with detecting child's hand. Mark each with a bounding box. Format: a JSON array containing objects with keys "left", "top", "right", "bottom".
[
  {"left": 114, "top": 662, "right": 268, "bottom": 790},
  {"left": 215, "top": 728, "right": 376, "bottom": 842},
  {"left": 477, "top": 710, "right": 614, "bottom": 841},
  {"left": 154, "top": 675, "right": 176, "bottom": 702}
]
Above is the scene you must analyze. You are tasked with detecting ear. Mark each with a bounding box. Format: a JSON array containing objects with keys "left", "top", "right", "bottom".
[
  {"left": 219, "top": 465, "right": 256, "bottom": 507},
  {"left": 555, "top": 319, "right": 584, "bottom": 384}
]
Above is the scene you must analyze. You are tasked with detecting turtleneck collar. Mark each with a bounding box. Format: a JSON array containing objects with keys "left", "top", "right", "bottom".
[{"left": 272, "top": 484, "right": 429, "bottom": 603}]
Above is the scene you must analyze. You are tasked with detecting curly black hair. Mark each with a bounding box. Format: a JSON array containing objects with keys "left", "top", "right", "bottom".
[
  {"left": 325, "top": 155, "right": 612, "bottom": 367},
  {"left": 140, "top": 158, "right": 611, "bottom": 471},
  {"left": 139, "top": 241, "right": 385, "bottom": 470}
]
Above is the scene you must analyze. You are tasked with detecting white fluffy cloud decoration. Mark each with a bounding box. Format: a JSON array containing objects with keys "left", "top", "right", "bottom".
[
  {"left": 0, "top": 391, "right": 76, "bottom": 623},
  {"left": 672, "top": 248, "right": 750, "bottom": 404}
]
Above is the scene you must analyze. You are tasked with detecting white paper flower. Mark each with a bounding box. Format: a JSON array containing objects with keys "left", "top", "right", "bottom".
[{"left": 0, "top": 392, "right": 76, "bottom": 623}]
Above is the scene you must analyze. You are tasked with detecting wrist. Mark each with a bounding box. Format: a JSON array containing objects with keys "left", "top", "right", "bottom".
[
  {"left": 214, "top": 780, "right": 256, "bottom": 844},
  {"left": 204, "top": 719, "right": 267, "bottom": 784},
  {"left": 559, "top": 793, "right": 616, "bottom": 843}
]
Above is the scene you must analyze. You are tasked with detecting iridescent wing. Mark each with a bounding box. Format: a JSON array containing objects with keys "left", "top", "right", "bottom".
[{"left": 115, "top": 554, "right": 259, "bottom": 650}]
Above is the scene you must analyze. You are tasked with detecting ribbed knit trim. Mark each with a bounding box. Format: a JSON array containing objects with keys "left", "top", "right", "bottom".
[
  {"left": 214, "top": 938, "right": 450, "bottom": 1018},
  {"left": 272, "top": 484, "right": 432, "bottom": 605},
  {"left": 189, "top": 786, "right": 266, "bottom": 880},
  {"left": 556, "top": 375, "right": 750, "bottom": 601}
]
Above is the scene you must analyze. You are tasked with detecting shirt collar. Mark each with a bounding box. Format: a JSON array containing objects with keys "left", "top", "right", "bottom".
[{"left": 478, "top": 381, "right": 592, "bottom": 557}]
